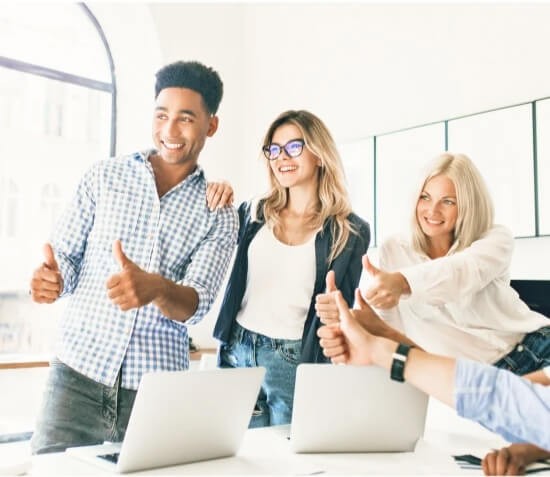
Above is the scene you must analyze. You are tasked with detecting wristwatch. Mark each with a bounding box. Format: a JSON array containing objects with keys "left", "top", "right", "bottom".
[{"left": 390, "top": 343, "right": 412, "bottom": 382}]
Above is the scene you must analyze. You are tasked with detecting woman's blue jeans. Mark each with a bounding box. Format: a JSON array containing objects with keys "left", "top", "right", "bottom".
[
  {"left": 219, "top": 322, "right": 301, "bottom": 428},
  {"left": 493, "top": 325, "right": 550, "bottom": 375},
  {"left": 31, "top": 358, "right": 136, "bottom": 455}
]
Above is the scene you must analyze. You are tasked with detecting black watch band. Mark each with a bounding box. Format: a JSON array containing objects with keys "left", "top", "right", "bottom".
[{"left": 390, "top": 343, "right": 412, "bottom": 382}]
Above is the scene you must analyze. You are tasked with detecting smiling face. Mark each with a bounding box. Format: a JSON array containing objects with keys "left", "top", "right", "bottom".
[
  {"left": 416, "top": 174, "right": 458, "bottom": 247},
  {"left": 152, "top": 87, "right": 218, "bottom": 168},
  {"left": 267, "top": 123, "right": 321, "bottom": 190}
]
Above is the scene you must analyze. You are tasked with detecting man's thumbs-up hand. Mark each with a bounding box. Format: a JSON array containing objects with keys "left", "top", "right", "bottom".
[
  {"left": 43, "top": 243, "right": 59, "bottom": 271},
  {"left": 361, "top": 254, "right": 411, "bottom": 309},
  {"left": 112, "top": 239, "right": 135, "bottom": 270},
  {"left": 30, "top": 243, "right": 63, "bottom": 304},
  {"left": 106, "top": 240, "right": 159, "bottom": 311}
]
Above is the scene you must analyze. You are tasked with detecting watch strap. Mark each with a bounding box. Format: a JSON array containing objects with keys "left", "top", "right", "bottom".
[{"left": 390, "top": 343, "right": 412, "bottom": 382}]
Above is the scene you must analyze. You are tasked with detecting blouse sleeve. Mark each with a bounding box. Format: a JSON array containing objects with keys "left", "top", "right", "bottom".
[{"left": 400, "top": 225, "right": 514, "bottom": 306}]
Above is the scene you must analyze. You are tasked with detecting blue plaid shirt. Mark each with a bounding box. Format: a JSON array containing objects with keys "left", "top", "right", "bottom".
[
  {"left": 51, "top": 150, "right": 238, "bottom": 389},
  {"left": 455, "top": 359, "right": 550, "bottom": 450}
]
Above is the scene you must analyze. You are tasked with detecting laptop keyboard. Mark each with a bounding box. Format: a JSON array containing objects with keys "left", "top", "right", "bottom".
[{"left": 98, "top": 452, "right": 120, "bottom": 464}]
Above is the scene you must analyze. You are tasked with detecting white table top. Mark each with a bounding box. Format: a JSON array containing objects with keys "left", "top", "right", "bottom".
[{"left": 1, "top": 399, "right": 547, "bottom": 476}]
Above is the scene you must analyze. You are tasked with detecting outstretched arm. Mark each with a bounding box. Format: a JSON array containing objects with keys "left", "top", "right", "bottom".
[
  {"left": 399, "top": 225, "right": 514, "bottom": 305},
  {"left": 318, "top": 292, "right": 550, "bottom": 451}
]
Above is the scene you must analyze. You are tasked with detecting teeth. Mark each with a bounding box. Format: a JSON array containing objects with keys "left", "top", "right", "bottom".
[
  {"left": 426, "top": 218, "right": 443, "bottom": 225},
  {"left": 163, "top": 141, "right": 184, "bottom": 150},
  {"left": 280, "top": 166, "right": 297, "bottom": 172}
]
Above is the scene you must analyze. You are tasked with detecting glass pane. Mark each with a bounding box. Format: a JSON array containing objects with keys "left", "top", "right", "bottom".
[
  {"left": 448, "top": 105, "right": 535, "bottom": 237},
  {"left": 535, "top": 99, "right": 550, "bottom": 235},
  {"left": 0, "top": 68, "right": 112, "bottom": 355},
  {"left": 376, "top": 124, "right": 445, "bottom": 243},
  {"left": 0, "top": 3, "right": 111, "bottom": 83},
  {"left": 340, "top": 138, "right": 375, "bottom": 242}
]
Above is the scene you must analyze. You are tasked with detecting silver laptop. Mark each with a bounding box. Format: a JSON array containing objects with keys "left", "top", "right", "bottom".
[
  {"left": 67, "top": 366, "right": 265, "bottom": 473},
  {"left": 290, "top": 364, "right": 428, "bottom": 453}
]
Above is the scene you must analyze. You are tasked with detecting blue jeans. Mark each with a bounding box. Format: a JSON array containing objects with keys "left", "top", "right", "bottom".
[
  {"left": 493, "top": 325, "right": 550, "bottom": 375},
  {"left": 31, "top": 358, "right": 136, "bottom": 455},
  {"left": 219, "top": 322, "right": 301, "bottom": 428}
]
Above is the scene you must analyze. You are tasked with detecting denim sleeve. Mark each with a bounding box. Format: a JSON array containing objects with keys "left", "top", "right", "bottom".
[{"left": 455, "top": 359, "right": 550, "bottom": 450}]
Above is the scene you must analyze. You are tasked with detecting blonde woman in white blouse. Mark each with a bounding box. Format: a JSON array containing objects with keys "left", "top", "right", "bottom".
[
  {"left": 359, "top": 152, "right": 549, "bottom": 374},
  {"left": 313, "top": 153, "right": 549, "bottom": 375}
]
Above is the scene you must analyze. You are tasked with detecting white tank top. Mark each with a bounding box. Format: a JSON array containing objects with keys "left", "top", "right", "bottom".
[{"left": 236, "top": 225, "right": 316, "bottom": 339}]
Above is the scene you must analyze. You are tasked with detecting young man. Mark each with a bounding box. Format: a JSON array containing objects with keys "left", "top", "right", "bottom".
[
  {"left": 317, "top": 289, "right": 550, "bottom": 475},
  {"left": 29, "top": 61, "right": 239, "bottom": 454}
]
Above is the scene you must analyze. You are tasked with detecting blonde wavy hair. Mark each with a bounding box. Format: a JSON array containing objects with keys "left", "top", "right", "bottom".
[
  {"left": 411, "top": 152, "right": 494, "bottom": 255},
  {"left": 260, "top": 110, "right": 356, "bottom": 262}
]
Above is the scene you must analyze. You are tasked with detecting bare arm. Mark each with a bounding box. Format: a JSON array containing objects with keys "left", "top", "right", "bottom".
[
  {"left": 318, "top": 291, "right": 453, "bottom": 405},
  {"left": 319, "top": 292, "right": 550, "bottom": 451},
  {"left": 153, "top": 277, "right": 199, "bottom": 321},
  {"left": 106, "top": 240, "right": 199, "bottom": 321}
]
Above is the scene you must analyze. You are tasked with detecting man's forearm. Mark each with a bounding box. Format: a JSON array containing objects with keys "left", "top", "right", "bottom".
[
  {"left": 153, "top": 275, "right": 199, "bottom": 322},
  {"left": 382, "top": 325, "right": 419, "bottom": 349},
  {"left": 370, "top": 337, "right": 455, "bottom": 407}
]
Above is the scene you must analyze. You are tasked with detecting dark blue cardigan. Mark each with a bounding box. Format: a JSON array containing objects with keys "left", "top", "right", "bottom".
[{"left": 213, "top": 200, "right": 370, "bottom": 363}]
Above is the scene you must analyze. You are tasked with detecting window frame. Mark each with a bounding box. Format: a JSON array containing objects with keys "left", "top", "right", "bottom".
[
  {"left": 342, "top": 96, "right": 550, "bottom": 247},
  {"left": 0, "top": 2, "right": 117, "bottom": 156},
  {"left": 0, "top": 2, "right": 116, "bottom": 367}
]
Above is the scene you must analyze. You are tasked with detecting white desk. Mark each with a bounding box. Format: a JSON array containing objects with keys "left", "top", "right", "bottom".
[{"left": 2, "top": 400, "right": 547, "bottom": 476}]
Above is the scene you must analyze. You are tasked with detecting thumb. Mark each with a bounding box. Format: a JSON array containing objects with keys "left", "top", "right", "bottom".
[
  {"left": 113, "top": 239, "right": 132, "bottom": 269},
  {"left": 362, "top": 255, "right": 380, "bottom": 276},
  {"left": 325, "top": 270, "right": 337, "bottom": 293},
  {"left": 334, "top": 290, "right": 353, "bottom": 328},
  {"left": 43, "top": 243, "right": 58, "bottom": 271}
]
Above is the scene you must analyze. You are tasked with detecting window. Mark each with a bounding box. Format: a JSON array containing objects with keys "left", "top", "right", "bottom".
[
  {"left": 535, "top": 99, "right": 550, "bottom": 235},
  {"left": 0, "top": 3, "right": 115, "bottom": 357},
  {"left": 375, "top": 123, "right": 445, "bottom": 244},
  {"left": 448, "top": 105, "right": 535, "bottom": 237},
  {"left": 340, "top": 138, "right": 375, "bottom": 241},
  {"left": 342, "top": 98, "right": 548, "bottom": 248}
]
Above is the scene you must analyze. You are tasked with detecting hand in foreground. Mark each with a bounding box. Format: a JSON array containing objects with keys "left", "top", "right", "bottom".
[
  {"left": 30, "top": 243, "right": 63, "bottom": 303},
  {"left": 106, "top": 240, "right": 161, "bottom": 311},
  {"left": 317, "top": 291, "right": 377, "bottom": 365},
  {"left": 361, "top": 255, "right": 410, "bottom": 309},
  {"left": 206, "top": 181, "right": 234, "bottom": 211},
  {"left": 315, "top": 271, "right": 339, "bottom": 325},
  {"left": 353, "top": 288, "right": 397, "bottom": 338},
  {"left": 482, "top": 443, "right": 550, "bottom": 476}
]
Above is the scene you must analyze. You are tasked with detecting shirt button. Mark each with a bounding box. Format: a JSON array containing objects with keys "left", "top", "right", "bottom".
[{"left": 517, "top": 344, "right": 524, "bottom": 352}]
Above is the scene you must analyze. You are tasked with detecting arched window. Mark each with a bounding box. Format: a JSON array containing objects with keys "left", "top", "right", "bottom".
[{"left": 0, "top": 3, "right": 115, "bottom": 355}]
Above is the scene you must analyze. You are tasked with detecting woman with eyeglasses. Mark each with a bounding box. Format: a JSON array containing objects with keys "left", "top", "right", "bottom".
[{"left": 213, "top": 110, "right": 370, "bottom": 427}]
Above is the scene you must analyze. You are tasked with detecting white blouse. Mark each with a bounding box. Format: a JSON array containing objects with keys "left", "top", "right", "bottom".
[
  {"left": 374, "top": 225, "right": 548, "bottom": 363},
  {"left": 236, "top": 225, "right": 316, "bottom": 340}
]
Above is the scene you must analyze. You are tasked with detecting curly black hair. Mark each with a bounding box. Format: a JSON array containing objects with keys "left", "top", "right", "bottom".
[{"left": 154, "top": 60, "right": 223, "bottom": 114}]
